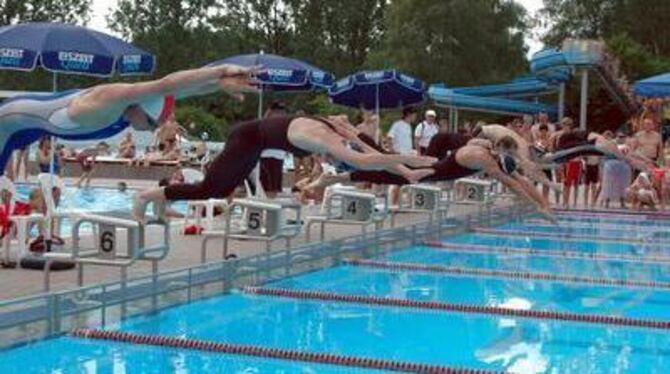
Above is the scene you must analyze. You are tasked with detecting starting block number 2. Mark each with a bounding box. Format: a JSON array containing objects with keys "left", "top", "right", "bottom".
[{"left": 98, "top": 224, "right": 116, "bottom": 258}]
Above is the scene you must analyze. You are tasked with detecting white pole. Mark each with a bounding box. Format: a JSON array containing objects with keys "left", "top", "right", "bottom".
[
  {"left": 580, "top": 69, "right": 589, "bottom": 130},
  {"left": 252, "top": 87, "right": 266, "bottom": 198},
  {"left": 558, "top": 82, "right": 566, "bottom": 121},
  {"left": 375, "top": 85, "right": 380, "bottom": 115}
]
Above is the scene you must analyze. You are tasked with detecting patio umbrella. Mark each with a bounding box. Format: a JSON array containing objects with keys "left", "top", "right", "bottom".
[
  {"left": 209, "top": 52, "right": 334, "bottom": 117},
  {"left": 0, "top": 22, "right": 156, "bottom": 174},
  {"left": 328, "top": 70, "right": 426, "bottom": 113},
  {"left": 208, "top": 52, "right": 334, "bottom": 196}
]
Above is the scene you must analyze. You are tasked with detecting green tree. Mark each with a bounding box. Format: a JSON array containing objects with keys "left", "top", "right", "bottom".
[
  {"left": 175, "top": 105, "right": 227, "bottom": 140},
  {"left": 371, "top": 0, "right": 529, "bottom": 86},
  {"left": 0, "top": 0, "right": 94, "bottom": 91},
  {"left": 0, "top": 0, "right": 91, "bottom": 25}
]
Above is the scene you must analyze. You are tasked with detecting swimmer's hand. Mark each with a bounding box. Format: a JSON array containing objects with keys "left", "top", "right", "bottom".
[
  {"left": 538, "top": 207, "right": 557, "bottom": 224},
  {"left": 403, "top": 155, "right": 438, "bottom": 168},
  {"left": 218, "top": 64, "right": 264, "bottom": 93}
]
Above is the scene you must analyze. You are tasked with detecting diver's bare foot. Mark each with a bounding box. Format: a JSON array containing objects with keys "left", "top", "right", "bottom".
[
  {"left": 303, "top": 172, "right": 344, "bottom": 195},
  {"left": 405, "top": 155, "right": 438, "bottom": 168},
  {"left": 405, "top": 168, "right": 434, "bottom": 183}
]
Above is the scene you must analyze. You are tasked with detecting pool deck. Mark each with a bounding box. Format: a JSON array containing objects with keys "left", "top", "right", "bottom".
[{"left": 0, "top": 176, "right": 495, "bottom": 301}]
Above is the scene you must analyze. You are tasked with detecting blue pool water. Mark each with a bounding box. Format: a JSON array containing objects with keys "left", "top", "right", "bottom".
[{"left": 1, "top": 214, "right": 669, "bottom": 373}]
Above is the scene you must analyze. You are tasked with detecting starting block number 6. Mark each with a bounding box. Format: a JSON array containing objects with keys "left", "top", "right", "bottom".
[{"left": 99, "top": 224, "right": 116, "bottom": 258}]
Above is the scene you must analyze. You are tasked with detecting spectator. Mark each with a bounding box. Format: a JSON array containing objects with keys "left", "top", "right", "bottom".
[
  {"left": 583, "top": 155, "right": 601, "bottom": 208},
  {"left": 387, "top": 106, "right": 417, "bottom": 204},
  {"left": 556, "top": 118, "right": 581, "bottom": 208},
  {"left": 600, "top": 133, "right": 632, "bottom": 208},
  {"left": 357, "top": 108, "right": 380, "bottom": 144},
  {"left": 632, "top": 117, "right": 663, "bottom": 169},
  {"left": 119, "top": 132, "right": 136, "bottom": 159},
  {"left": 260, "top": 101, "right": 289, "bottom": 198},
  {"left": 414, "top": 109, "right": 439, "bottom": 155},
  {"left": 534, "top": 124, "right": 553, "bottom": 202},
  {"left": 627, "top": 172, "right": 658, "bottom": 210},
  {"left": 37, "top": 136, "right": 60, "bottom": 175},
  {"left": 531, "top": 112, "right": 555, "bottom": 142}
]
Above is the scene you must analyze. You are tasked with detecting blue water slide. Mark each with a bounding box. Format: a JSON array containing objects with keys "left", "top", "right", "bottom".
[
  {"left": 451, "top": 78, "right": 555, "bottom": 98},
  {"left": 429, "top": 86, "right": 557, "bottom": 116}
]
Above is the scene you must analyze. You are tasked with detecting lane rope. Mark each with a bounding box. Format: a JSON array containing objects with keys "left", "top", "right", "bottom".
[
  {"left": 473, "top": 227, "right": 666, "bottom": 245},
  {"left": 70, "top": 329, "right": 497, "bottom": 374},
  {"left": 522, "top": 219, "right": 670, "bottom": 233},
  {"left": 245, "top": 286, "right": 670, "bottom": 330},
  {"left": 344, "top": 258, "right": 670, "bottom": 290},
  {"left": 422, "top": 241, "right": 670, "bottom": 265}
]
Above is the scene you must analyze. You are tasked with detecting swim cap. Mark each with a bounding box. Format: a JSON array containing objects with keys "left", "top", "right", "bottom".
[
  {"left": 498, "top": 154, "right": 517, "bottom": 175},
  {"left": 138, "top": 95, "right": 175, "bottom": 126}
]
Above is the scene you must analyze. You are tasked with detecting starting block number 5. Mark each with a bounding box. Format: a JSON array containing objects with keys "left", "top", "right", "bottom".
[{"left": 98, "top": 224, "right": 116, "bottom": 258}]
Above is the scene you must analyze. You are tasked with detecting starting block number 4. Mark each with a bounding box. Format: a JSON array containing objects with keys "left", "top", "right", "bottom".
[
  {"left": 342, "top": 196, "right": 372, "bottom": 221},
  {"left": 98, "top": 223, "right": 116, "bottom": 258}
]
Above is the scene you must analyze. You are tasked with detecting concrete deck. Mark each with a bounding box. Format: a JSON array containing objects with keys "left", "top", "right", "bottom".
[{"left": 0, "top": 177, "right": 495, "bottom": 301}]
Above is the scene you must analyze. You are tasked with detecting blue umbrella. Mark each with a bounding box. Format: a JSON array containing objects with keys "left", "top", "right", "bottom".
[
  {"left": 0, "top": 22, "right": 155, "bottom": 80},
  {"left": 209, "top": 52, "right": 334, "bottom": 117},
  {"left": 209, "top": 52, "right": 334, "bottom": 197},
  {"left": 0, "top": 22, "right": 156, "bottom": 177},
  {"left": 329, "top": 70, "right": 427, "bottom": 113}
]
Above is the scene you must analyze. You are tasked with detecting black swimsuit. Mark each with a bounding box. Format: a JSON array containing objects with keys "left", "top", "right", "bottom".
[
  {"left": 349, "top": 134, "right": 479, "bottom": 185},
  {"left": 165, "top": 116, "right": 311, "bottom": 200}
]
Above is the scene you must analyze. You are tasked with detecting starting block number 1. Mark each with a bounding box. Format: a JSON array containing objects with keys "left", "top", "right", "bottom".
[{"left": 98, "top": 224, "right": 116, "bottom": 258}]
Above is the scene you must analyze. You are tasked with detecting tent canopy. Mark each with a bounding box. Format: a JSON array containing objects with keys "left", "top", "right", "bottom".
[{"left": 634, "top": 72, "right": 670, "bottom": 97}]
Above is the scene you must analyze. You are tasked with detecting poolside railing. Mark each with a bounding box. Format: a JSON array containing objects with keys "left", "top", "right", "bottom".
[{"left": 0, "top": 203, "right": 528, "bottom": 349}]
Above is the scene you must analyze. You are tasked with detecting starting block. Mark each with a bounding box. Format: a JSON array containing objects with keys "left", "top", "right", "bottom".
[
  {"left": 306, "top": 187, "right": 388, "bottom": 242},
  {"left": 452, "top": 178, "right": 496, "bottom": 215},
  {"left": 390, "top": 184, "right": 446, "bottom": 227},
  {"left": 201, "top": 198, "right": 302, "bottom": 261},
  {"left": 43, "top": 206, "right": 170, "bottom": 292}
]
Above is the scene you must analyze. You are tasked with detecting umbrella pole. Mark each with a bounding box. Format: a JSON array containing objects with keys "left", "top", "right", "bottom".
[
  {"left": 47, "top": 72, "right": 59, "bottom": 249},
  {"left": 375, "top": 85, "right": 380, "bottom": 115},
  {"left": 252, "top": 88, "right": 266, "bottom": 198}
]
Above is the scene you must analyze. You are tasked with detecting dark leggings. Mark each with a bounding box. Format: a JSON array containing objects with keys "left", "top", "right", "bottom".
[{"left": 164, "top": 121, "right": 263, "bottom": 200}]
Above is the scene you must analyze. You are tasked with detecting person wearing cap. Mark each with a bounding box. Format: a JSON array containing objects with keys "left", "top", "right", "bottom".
[
  {"left": 0, "top": 63, "right": 259, "bottom": 175},
  {"left": 415, "top": 109, "right": 439, "bottom": 155}
]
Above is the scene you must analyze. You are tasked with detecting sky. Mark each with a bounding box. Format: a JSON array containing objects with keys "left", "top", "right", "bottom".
[{"left": 89, "top": 0, "right": 547, "bottom": 56}]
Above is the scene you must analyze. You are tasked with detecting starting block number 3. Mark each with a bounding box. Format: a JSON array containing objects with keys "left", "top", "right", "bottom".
[{"left": 98, "top": 223, "right": 116, "bottom": 258}]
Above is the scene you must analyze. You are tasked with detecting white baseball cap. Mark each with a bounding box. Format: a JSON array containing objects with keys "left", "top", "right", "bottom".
[{"left": 425, "top": 109, "right": 437, "bottom": 117}]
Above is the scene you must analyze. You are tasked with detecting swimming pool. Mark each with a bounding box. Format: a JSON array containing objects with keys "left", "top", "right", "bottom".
[
  {"left": 0, "top": 209, "right": 668, "bottom": 373},
  {"left": 14, "top": 184, "right": 187, "bottom": 234}
]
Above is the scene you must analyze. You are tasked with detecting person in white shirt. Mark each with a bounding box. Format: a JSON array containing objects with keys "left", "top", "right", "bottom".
[
  {"left": 414, "top": 109, "right": 439, "bottom": 154},
  {"left": 388, "top": 107, "right": 417, "bottom": 154},
  {"left": 387, "top": 106, "right": 417, "bottom": 204}
]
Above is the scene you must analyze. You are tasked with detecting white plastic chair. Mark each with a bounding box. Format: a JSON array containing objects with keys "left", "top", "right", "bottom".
[
  {"left": 181, "top": 169, "right": 228, "bottom": 232},
  {"left": 0, "top": 176, "right": 47, "bottom": 264}
]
